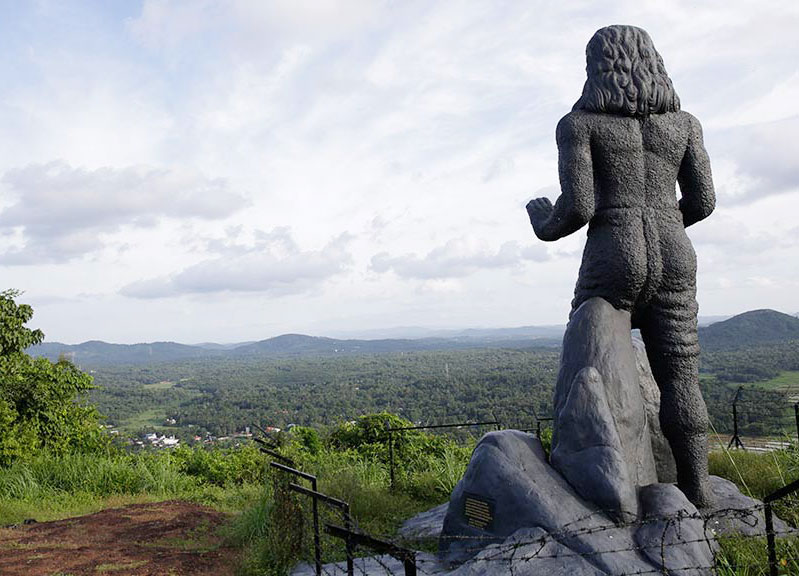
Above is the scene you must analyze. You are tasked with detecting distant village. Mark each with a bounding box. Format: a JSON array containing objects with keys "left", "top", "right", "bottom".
[{"left": 104, "top": 422, "right": 285, "bottom": 449}]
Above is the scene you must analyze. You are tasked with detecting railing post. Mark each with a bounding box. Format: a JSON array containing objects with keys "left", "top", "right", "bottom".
[
  {"left": 343, "top": 503, "right": 354, "bottom": 576},
  {"left": 270, "top": 462, "right": 322, "bottom": 576},
  {"left": 794, "top": 403, "right": 799, "bottom": 445},
  {"left": 765, "top": 501, "right": 778, "bottom": 576},
  {"left": 311, "top": 476, "right": 322, "bottom": 576}
]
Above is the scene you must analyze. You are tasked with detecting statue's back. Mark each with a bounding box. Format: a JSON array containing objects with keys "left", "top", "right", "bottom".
[{"left": 571, "top": 110, "right": 693, "bottom": 213}]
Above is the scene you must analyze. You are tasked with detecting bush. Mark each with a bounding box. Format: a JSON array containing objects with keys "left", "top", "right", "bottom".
[
  {"left": 0, "top": 290, "right": 109, "bottom": 465},
  {"left": 173, "top": 444, "right": 266, "bottom": 487}
]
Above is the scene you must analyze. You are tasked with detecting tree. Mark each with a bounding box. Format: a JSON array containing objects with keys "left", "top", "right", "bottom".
[{"left": 0, "top": 290, "right": 107, "bottom": 465}]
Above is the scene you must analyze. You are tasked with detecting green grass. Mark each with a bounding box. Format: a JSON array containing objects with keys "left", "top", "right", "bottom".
[
  {"left": 5, "top": 417, "right": 799, "bottom": 576},
  {"left": 142, "top": 380, "right": 176, "bottom": 391},
  {"left": 0, "top": 445, "right": 268, "bottom": 526},
  {"left": 716, "top": 536, "right": 799, "bottom": 575},
  {"left": 746, "top": 370, "right": 799, "bottom": 391},
  {"left": 117, "top": 408, "right": 167, "bottom": 433}
]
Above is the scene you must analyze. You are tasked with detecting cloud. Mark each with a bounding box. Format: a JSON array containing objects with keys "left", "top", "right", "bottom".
[
  {"left": 0, "top": 162, "right": 248, "bottom": 264},
  {"left": 121, "top": 228, "right": 352, "bottom": 298},
  {"left": 370, "top": 238, "right": 549, "bottom": 280},
  {"left": 710, "top": 115, "right": 799, "bottom": 204},
  {"left": 129, "top": 0, "right": 379, "bottom": 58}
]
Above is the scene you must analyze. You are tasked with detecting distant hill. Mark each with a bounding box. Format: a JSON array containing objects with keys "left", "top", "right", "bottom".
[
  {"left": 29, "top": 340, "right": 222, "bottom": 366},
  {"left": 325, "top": 325, "right": 566, "bottom": 340},
  {"left": 698, "top": 309, "right": 799, "bottom": 351},
  {"left": 29, "top": 331, "right": 562, "bottom": 366},
  {"left": 27, "top": 309, "right": 797, "bottom": 366},
  {"left": 231, "top": 333, "right": 559, "bottom": 356}
]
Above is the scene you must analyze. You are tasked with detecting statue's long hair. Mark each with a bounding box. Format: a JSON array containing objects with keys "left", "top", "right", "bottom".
[{"left": 574, "top": 25, "right": 680, "bottom": 116}]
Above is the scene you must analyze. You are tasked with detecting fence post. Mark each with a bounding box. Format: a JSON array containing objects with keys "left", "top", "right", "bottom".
[
  {"left": 765, "top": 501, "right": 778, "bottom": 576},
  {"left": 491, "top": 410, "right": 502, "bottom": 431},
  {"left": 311, "top": 476, "right": 321, "bottom": 576},
  {"left": 343, "top": 503, "right": 354, "bottom": 576},
  {"left": 270, "top": 462, "right": 322, "bottom": 576},
  {"left": 794, "top": 403, "right": 799, "bottom": 445},
  {"left": 728, "top": 387, "right": 745, "bottom": 450},
  {"left": 762, "top": 477, "right": 799, "bottom": 576}
]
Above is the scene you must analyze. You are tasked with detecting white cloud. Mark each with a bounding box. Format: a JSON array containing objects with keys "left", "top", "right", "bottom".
[
  {"left": 709, "top": 116, "right": 799, "bottom": 204},
  {"left": 0, "top": 162, "right": 248, "bottom": 264},
  {"left": 2, "top": 1, "right": 799, "bottom": 342},
  {"left": 370, "top": 238, "right": 549, "bottom": 280},
  {"left": 121, "top": 228, "right": 352, "bottom": 298}
]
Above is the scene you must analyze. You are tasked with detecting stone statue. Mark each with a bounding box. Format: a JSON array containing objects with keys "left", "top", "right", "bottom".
[
  {"left": 526, "top": 25, "right": 715, "bottom": 507},
  {"left": 432, "top": 26, "right": 786, "bottom": 573}
]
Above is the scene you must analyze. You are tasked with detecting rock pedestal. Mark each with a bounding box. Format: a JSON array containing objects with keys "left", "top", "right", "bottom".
[
  {"left": 438, "top": 297, "right": 714, "bottom": 573},
  {"left": 551, "top": 298, "right": 662, "bottom": 521},
  {"left": 438, "top": 431, "right": 716, "bottom": 574}
]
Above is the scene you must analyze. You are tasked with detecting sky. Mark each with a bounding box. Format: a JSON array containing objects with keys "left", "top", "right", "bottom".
[{"left": 1, "top": 0, "right": 798, "bottom": 344}]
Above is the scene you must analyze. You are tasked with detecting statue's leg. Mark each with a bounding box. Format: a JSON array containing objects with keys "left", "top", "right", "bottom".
[{"left": 637, "top": 294, "right": 713, "bottom": 507}]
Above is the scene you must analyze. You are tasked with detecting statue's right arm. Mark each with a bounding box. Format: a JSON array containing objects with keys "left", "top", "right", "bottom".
[
  {"left": 677, "top": 113, "right": 715, "bottom": 227},
  {"left": 528, "top": 114, "right": 595, "bottom": 241}
]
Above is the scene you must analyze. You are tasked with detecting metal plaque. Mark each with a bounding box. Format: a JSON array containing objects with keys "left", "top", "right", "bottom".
[{"left": 463, "top": 493, "right": 495, "bottom": 530}]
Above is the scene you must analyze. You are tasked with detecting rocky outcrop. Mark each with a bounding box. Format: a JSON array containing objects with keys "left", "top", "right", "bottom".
[
  {"left": 438, "top": 431, "right": 717, "bottom": 574},
  {"left": 550, "top": 298, "right": 659, "bottom": 520}
]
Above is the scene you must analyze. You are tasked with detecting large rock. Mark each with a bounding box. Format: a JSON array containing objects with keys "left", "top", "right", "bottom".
[
  {"left": 448, "top": 527, "right": 605, "bottom": 576},
  {"left": 438, "top": 431, "right": 715, "bottom": 575},
  {"left": 438, "top": 430, "right": 604, "bottom": 565},
  {"left": 635, "top": 483, "right": 717, "bottom": 574},
  {"left": 551, "top": 366, "right": 638, "bottom": 521},
  {"left": 399, "top": 503, "right": 449, "bottom": 541},
  {"left": 703, "top": 475, "right": 793, "bottom": 537},
  {"left": 552, "top": 298, "right": 658, "bottom": 519}
]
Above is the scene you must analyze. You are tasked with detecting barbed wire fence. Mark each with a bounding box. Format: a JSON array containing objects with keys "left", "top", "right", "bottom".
[
  {"left": 285, "top": 500, "right": 798, "bottom": 575},
  {"left": 254, "top": 419, "right": 799, "bottom": 576}
]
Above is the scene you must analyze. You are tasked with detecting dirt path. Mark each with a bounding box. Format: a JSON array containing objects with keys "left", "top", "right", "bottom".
[{"left": 0, "top": 501, "right": 239, "bottom": 576}]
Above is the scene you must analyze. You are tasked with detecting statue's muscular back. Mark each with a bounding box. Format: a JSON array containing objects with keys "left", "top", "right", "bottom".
[
  {"left": 564, "top": 110, "right": 713, "bottom": 314},
  {"left": 585, "top": 110, "right": 689, "bottom": 211}
]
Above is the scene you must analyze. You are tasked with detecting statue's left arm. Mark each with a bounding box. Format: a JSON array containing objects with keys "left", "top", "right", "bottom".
[
  {"left": 527, "top": 114, "right": 595, "bottom": 241},
  {"left": 677, "top": 114, "right": 715, "bottom": 227}
]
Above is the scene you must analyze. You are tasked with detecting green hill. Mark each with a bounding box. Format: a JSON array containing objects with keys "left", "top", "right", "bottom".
[{"left": 698, "top": 309, "right": 799, "bottom": 351}]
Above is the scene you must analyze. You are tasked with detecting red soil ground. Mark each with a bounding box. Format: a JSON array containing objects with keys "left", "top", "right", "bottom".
[{"left": 0, "top": 501, "right": 239, "bottom": 576}]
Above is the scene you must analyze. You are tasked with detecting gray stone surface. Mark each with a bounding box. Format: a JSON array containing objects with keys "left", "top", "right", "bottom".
[
  {"left": 704, "top": 475, "right": 793, "bottom": 537},
  {"left": 438, "top": 431, "right": 710, "bottom": 575},
  {"left": 526, "top": 24, "right": 715, "bottom": 508},
  {"left": 552, "top": 366, "right": 638, "bottom": 521},
  {"left": 399, "top": 503, "right": 448, "bottom": 541},
  {"left": 636, "top": 483, "right": 717, "bottom": 575},
  {"left": 438, "top": 430, "right": 605, "bottom": 565},
  {"left": 552, "top": 298, "right": 657, "bottom": 521},
  {"left": 291, "top": 552, "right": 444, "bottom": 576},
  {"left": 448, "top": 527, "right": 605, "bottom": 576}
]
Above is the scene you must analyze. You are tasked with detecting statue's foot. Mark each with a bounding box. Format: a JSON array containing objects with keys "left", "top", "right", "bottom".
[
  {"left": 670, "top": 433, "right": 715, "bottom": 508},
  {"left": 679, "top": 478, "right": 714, "bottom": 509}
]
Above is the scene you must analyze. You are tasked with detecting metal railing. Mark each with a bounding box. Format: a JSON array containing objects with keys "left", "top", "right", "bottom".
[
  {"left": 385, "top": 420, "right": 501, "bottom": 489},
  {"left": 325, "top": 524, "right": 416, "bottom": 576},
  {"left": 270, "top": 461, "right": 324, "bottom": 576}
]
